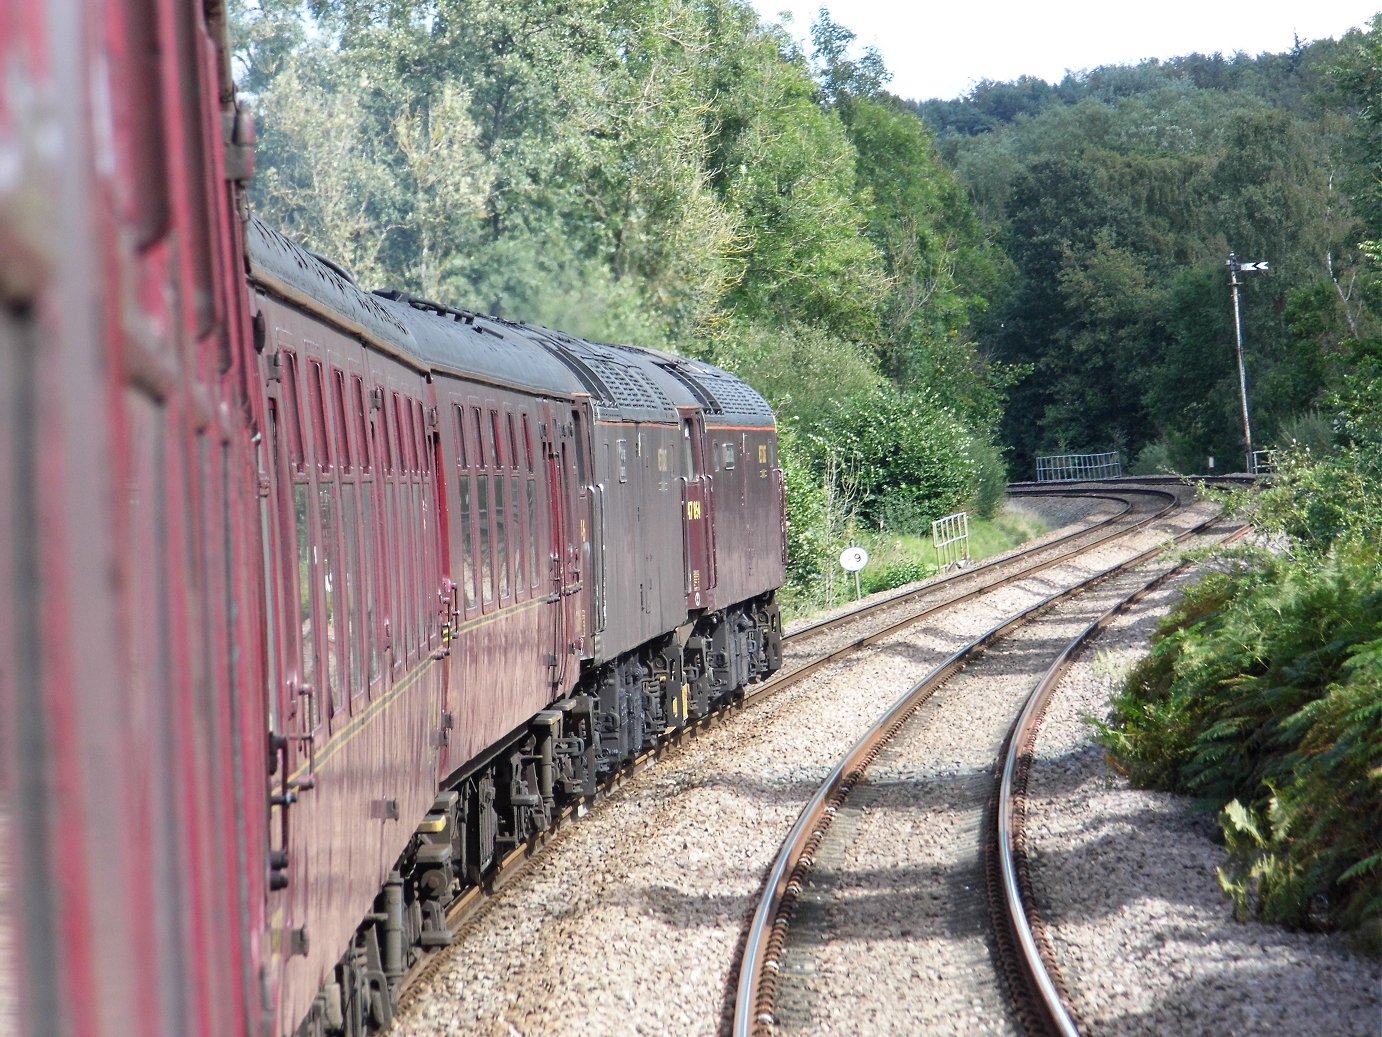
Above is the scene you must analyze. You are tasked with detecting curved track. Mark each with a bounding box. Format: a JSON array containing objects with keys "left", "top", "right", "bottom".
[
  {"left": 732, "top": 501, "right": 1247, "bottom": 1036},
  {"left": 394, "top": 483, "right": 1237, "bottom": 1032}
]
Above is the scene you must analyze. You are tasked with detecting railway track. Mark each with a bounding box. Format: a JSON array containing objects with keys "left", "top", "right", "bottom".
[
  {"left": 391, "top": 483, "right": 1236, "bottom": 1033},
  {"left": 731, "top": 510, "right": 1248, "bottom": 1036}
]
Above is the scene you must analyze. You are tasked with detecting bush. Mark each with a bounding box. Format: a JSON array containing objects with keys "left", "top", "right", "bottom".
[
  {"left": 965, "top": 436, "right": 1009, "bottom": 518},
  {"left": 1100, "top": 546, "right": 1382, "bottom": 936},
  {"left": 859, "top": 558, "right": 936, "bottom": 595},
  {"left": 1129, "top": 439, "right": 1176, "bottom": 476},
  {"left": 803, "top": 383, "right": 975, "bottom": 527},
  {"left": 776, "top": 424, "right": 830, "bottom": 593}
]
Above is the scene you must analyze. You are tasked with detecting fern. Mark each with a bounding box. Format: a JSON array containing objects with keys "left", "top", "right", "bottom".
[{"left": 1097, "top": 541, "right": 1382, "bottom": 943}]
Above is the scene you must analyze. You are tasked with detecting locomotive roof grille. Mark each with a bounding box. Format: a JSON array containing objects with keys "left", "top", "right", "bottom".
[
  {"left": 532, "top": 333, "right": 617, "bottom": 404},
  {"left": 592, "top": 360, "right": 673, "bottom": 412},
  {"left": 655, "top": 361, "right": 721, "bottom": 414},
  {"left": 530, "top": 333, "right": 674, "bottom": 415},
  {"left": 697, "top": 372, "right": 774, "bottom": 420}
]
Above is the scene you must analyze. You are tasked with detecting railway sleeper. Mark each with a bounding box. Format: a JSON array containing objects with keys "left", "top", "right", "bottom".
[{"left": 300, "top": 597, "right": 781, "bottom": 1036}]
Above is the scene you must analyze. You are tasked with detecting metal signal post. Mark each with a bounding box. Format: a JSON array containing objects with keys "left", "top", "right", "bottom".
[{"left": 1227, "top": 253, "right": 1269, "bottom": 473}]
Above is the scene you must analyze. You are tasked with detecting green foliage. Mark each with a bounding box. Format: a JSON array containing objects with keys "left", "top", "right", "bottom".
[
  {"left": 1331, "top": 15, "right": 1382, "bottom": 238},
  {"left": 1103, "top": 348, "right": 1382, "bottom": 938},
  {"left": 710, "top": 39, "right": 889, "bottom": 340},
  {"left": 775, "top": 424, "right": 830, "bottom": 593},
  {"left": 701, "top": 320, "right": 883, "bottom": 431},
  {"left": 965, "top": 437, "right": 1009, "bottom": 519},
  {"left": 1272, "top": 410, "right": 1336, "bottom": 455},
  {"left": 859, "top": 558, "right": 934, "bottom": 596},
  {"left": 937, "top": 35, "right": 1377, "bottom": 474},
  {"left": 801, "top": 383, "right": 975, "bottom": 530},
  {"left": 1102, "top": 547, "right": 1382, "bottom": 934},
  {"left": 1129, "top": 440, "right": 1175, "bottom": 476},
  {"left": 1246, "top": 340, "right": 1382, "bottom": 553}
]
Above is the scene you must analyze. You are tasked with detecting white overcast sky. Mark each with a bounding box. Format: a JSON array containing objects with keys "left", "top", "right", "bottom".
[{"left": 749, "top": 1, "right": 1380, "bottom": 101}]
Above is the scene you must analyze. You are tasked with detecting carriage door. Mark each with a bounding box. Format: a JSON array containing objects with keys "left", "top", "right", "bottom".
[
  {"left": 540, "top": 401, "right": 569, "bottom": 689},
  {"left": 679, "top": 408, "right": 716, "bottom": 610}
]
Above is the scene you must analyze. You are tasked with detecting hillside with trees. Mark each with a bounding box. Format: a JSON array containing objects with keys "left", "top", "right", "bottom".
[
  {"left": 916, "top": 35, "right": 1378, "bottom": 475},
  {"left": 232, "top": 2, "right": 1380, "bottom": 593}
]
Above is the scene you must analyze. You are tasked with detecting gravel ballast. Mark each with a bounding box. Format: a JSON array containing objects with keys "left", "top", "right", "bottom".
[
  {"left": 392, "top": 494, "right": 1381, "bottom": 1036},
  {"left": 1026, "top": 569, "right": 1382, "bottom": 1037}
]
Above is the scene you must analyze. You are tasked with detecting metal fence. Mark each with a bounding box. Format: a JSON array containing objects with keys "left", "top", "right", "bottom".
[
  {"left": 1034, "top": 451, "right": 1123, "bottom": 482},
  {"left": 1251, "top": 450, "right": 1275, "bottom": 475},
  {"left": 932, "top": 511, "right": 971, "bottom": 571}
]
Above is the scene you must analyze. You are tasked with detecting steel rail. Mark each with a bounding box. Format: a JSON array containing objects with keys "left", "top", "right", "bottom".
[
  {"left": 786, "top": 487, "right": 1181, "bottom": 644},
  {"left": 400, "top": 486, "right": 1192, "bottom": 1014},
  {"left": 771, "top": 489, "right": 1179, "bottom": 690},
  {"left": 993, "top": 520, "right": 1253, "bottom": 1037},
  {"left": 732, "top": 504, "right": 1237, "bottom": 1036}
]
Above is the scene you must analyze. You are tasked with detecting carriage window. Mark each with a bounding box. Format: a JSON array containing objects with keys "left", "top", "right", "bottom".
[
  {"left": 362, "top": 489, "right": 381, "bottom": 684},
  {"left": 396, "top": 480, "right": 415, "bottom": 663},
  {"left": 283, "top": 354, "right": 305, "bottom": 471},
  {"left": 458, "top": 479, "right": 478, "bottom": 609},
  {"left": 723, "top": 442, "right": 736, "bottom": 470},
  {"left": 476, "top": 478, "right": 494, "bottom": 603},
  {"left": 293, "top": 485, "right": 317, "bottom": 719},
  {"left": 340, "top": 483, "right": 363, "bottom": 698},
  {"left": 490, "top": 410, "right": 503, "bottom": 468},
  {"left": 495, "top": 477, "right": 510, "bottom": 600},
  {"left": 527, "top": 478, "right": 539, "bottom": 588},
  {"left": 378, "top": 389, "right": 394, "bottom": 473},
  {"left": 507, "top": 414, "right": 519, "bottom": 472},
  {"left": 319, "top": 484, "right": 341, "bottom": 714},
  {"left": 415, "top": 401, "right": 430, "bottom": 474},
  {"left": 455, "top": 405, "right": 469, "bottom": 469},
  {"left": 472, "top": 408, "right": 485, "bottom": 469},
  {"left": 333, "top": 369, "right": 352, "bottom": 471},
  {"left": 522, "top": 415, "right": 534, "bottom": 471},
  {"left": 353, "top": 376, "right": 371, "bottom": 471},
  {"left": 572, "top": 412, "right": 586, "bottom": 478},
  {"left": 510, "top": 475, "right": 522, "bottom": 598},
  {"left": 307, "top": 359, "right": 330, "bottom": 471},
  {"left": 392, "top": 395, "right": 411, "bottom": 473},
  {"left": 617, "top": 440, "right": 628, "bottom": 483},
  {"left": 411, "top": 486, "right": 428, "bottom": 647},
  {"left": 385, "top": 482, "right": 401, "bottom": 670}
]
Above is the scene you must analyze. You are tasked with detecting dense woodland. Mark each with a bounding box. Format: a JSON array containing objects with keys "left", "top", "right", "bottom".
[
  {"left": 234, "top": 1, "right": 1381, "bottom": 942},
  {"left": 231, "top": 2, "right": 1378, "bottom": 570}
]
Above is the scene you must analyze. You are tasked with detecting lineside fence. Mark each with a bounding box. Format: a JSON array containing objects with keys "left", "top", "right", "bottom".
[
  {"left": 932, "top": 511, "right": 970, "bottom": 571},
  {"left": 1034, "top": 451, "right": 1123, "bottom": 482}
]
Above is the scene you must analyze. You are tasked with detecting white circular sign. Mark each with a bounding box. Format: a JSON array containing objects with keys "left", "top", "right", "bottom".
[{"left": 839, "top": 546, "right": 869, "bottom": 572}]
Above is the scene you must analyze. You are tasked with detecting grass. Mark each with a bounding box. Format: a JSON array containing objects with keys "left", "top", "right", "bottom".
[{"left": 780, "top": 500, "right": 1053, "bottom": 618}]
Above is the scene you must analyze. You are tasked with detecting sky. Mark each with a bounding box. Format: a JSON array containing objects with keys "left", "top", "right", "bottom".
[{"left": 749, "top": 1, "right": 1380, "bottom": 101}]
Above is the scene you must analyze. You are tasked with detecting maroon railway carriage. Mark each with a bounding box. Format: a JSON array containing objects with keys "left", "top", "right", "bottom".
[
  {"left": 248, "top": 219, "right": 785, "bottom": 1034},
  {"left": 1, "top": 1, "right": 267, "bottom": 1036},
  {"left": 3, "top": 2, "right": 786, "bottom": 1032}
]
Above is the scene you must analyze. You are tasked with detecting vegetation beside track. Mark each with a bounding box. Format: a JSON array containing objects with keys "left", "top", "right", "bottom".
[
  {"left": 778, "top": 498, "right": 1050, "bottom": 619},
  {"left": 1099, "top": 352, "right": 1382, "bottom": 950}
]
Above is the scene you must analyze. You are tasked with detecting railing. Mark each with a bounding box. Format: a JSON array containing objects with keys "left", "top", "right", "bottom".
[
  {"left": 1034, "top": 451, "right": 1122, "bottom": 482},
  {"left": 931, "top": 511, "right": 970, "bottom": 571}
]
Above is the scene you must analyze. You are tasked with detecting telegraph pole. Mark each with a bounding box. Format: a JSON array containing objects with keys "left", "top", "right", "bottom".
[{"left": 1227, "top": 252, "right": 1269, "bottom": 474}]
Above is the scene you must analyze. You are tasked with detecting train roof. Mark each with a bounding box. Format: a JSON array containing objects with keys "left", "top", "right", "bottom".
[{"left": 247, "top": 215, "right": 773, "bottom": 427}]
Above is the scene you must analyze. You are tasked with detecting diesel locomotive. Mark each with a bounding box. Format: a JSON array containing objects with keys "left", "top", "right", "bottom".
[{"left": 0, "top": 3, "right": 785, "bottom": 1036}]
